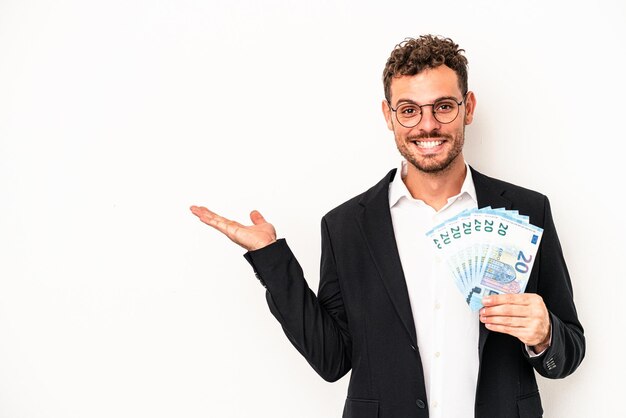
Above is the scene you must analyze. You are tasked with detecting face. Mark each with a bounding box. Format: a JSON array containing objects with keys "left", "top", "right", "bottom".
[{"left": 382, "top": 65, "right": 476, "bottom": 175}]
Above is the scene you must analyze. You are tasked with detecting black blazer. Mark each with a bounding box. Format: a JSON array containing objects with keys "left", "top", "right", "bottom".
[{"left": 245, "top": 167, "right": 585, "bottom": 418}]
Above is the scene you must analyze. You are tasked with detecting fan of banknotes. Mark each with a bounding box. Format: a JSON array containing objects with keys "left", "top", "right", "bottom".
[{"left": 426, "top": 208, "right": 544, "bottom": 311}]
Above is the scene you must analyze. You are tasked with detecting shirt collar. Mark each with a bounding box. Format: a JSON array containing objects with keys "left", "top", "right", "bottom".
[{"left": 388, "top": 160, "right": 478, "bottom": 208}]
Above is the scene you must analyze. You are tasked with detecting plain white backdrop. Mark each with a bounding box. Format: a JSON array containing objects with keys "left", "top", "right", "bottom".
[{"left": 1, "top": 0, "right": 624, "bottom": 417}]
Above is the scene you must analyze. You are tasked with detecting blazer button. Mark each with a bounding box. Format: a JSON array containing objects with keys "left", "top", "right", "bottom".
[{"left": 416, "top": 399, "right": 426, "bottom": 409}]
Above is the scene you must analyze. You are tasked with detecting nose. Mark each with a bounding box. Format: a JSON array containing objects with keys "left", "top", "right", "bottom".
[{"left": 417, "top": 105, "right": 441, "bottom": 132}]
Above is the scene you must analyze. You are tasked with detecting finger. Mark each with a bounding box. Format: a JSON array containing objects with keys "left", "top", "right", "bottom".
[
  {"left": 482, "top": 293, "right": 531, "bottom": 307},
  {"left": 190, "top": 205, "right": 216, "bottom": 219},
  {"left": 482, "top": 315, "right": 547, "bottom": 339},
  {"left": 190, "top": 205, "right": 204, "bottom": 216},
  {"left": 190, "top": 205, "right": 219, "bottom": 224},
  {"left": 250, "top": 210, "right": 267, "bottom": 225},
  {"left": 483, "top": 322, "right": 546, "bottom": 346},
  {"left": 190, "top": 206, "right": 225, "bottom": 225},
  {"left": 480, "top": 314, "right": 527, "bottom": 328},
  {"left": 480, "top": 303, "right": 529, "bottom": 318},
  {"left": 190, "top": 206, "right": 242, "bottom": 235}
]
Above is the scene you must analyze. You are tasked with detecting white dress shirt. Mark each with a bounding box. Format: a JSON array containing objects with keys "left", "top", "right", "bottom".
[{"left": 389, "top": 160, "right": 479, "bottom": 418}]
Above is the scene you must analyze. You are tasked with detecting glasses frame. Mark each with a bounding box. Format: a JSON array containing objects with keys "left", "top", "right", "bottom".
[{"left": 388, "top": 93, "right": 468, "bottom": 128}]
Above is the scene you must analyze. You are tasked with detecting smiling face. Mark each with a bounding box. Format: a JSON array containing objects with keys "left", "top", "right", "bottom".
[{"left": 382, "top": 65, "right": 476, "bottom": 175}]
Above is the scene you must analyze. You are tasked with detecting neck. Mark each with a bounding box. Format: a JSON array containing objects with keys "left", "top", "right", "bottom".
[{"left": 402, "top": 157, "right": 467, "bottom": 211}]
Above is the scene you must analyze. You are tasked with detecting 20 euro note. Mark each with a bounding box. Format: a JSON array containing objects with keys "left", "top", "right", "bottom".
[
  {"left": 465, "top": 214, "right": 544, "bottom": 311},
  {"left": 427, "top": 211, "right": 472, "bottom": 294}
]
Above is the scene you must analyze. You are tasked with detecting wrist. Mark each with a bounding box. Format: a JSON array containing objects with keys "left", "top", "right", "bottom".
[
  {"left": 249, "top": 238, "right": 277, "bottom": 251},
  {"left": 532, "top": 341, "right": 549, "bottom": 354},
  {"left": 532, "top": 325, "right": 552, "bottom": 354}
]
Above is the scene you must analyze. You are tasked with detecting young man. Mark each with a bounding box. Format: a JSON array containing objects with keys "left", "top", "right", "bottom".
[{"left": 191, "top": 35, "right": 585, "bottom": 418}]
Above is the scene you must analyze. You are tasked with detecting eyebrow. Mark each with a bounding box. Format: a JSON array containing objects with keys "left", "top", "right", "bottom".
[{"left": 394, "top": 95, "right": 461, "bottom": 106}]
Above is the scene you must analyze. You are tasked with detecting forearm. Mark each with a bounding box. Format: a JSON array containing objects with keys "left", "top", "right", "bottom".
[{"left": 244, "top": 239, "right": 352, "bottom": 382}]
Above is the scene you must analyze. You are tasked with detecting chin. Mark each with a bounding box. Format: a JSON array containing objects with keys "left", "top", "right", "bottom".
[{"left": 408, "top": 155, "right": 460, "bottom": 174}]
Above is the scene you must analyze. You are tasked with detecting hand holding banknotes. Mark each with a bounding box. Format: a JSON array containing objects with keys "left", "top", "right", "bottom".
[
  {"left": 190, "top": 206, "right": 277, "bottom": 251},
  {"left": 427, "top": 207, "right": 551, "bottom": 353},
  {"left": 480, "top": 293, "right": 551, "bottom": 353}
]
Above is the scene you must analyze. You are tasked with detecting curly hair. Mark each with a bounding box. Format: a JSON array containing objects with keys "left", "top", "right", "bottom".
[{"left": 382, "top": 35, "right": 468, "bottom": 102}]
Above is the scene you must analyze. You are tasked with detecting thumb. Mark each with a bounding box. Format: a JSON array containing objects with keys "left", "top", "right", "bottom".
[{"left": 249, "top": 210, "right": 267, "bottom": 225}]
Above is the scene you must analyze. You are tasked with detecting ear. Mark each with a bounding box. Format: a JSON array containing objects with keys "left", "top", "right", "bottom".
[
  {"left": 463, "top": 91, "right": 477, "bottom": 125},
  {"left": 382, "top": 100, "right": 394, "bottom": 131}
]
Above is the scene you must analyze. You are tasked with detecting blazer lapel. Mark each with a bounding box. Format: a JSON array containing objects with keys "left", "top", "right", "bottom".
[
  {"left": 355, "top": 169, "right": 418, "bottom": 347},
  {"left": 471, "top": 166, "right": 512, "bottom": 212},
  {"left": 470, "top": 166, "right": 514, "bottom": 359}
]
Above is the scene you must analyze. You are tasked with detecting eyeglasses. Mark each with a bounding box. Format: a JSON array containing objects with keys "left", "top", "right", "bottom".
[{"left": 388, "top": 95, "right": 467, "bottom": 128}]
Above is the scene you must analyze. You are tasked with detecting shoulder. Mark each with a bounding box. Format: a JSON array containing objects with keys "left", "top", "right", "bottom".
[
  {"left": 471, "top": 167, "right": 550, "bottom": 221},
  {"left": 472, "top": 167, "right": 547, "bottom": 200},
  {"left": 322, "top": 168, "right": 396, "bottom": 223}
]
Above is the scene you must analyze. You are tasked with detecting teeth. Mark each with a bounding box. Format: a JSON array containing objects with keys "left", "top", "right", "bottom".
[{"left": 415, "top": 140, "right": 443, "bottom": 148}]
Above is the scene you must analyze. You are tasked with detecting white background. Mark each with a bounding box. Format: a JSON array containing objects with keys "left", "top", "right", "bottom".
[{"left": 1, "top": 1, "right": 624, "bottom": 417}]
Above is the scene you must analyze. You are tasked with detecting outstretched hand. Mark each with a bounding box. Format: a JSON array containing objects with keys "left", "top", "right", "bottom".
[{"left": 190, "top": 206, "right": 277, "bottom": 251}]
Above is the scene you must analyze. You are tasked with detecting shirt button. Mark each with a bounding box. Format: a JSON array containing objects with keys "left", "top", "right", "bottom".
[
  {"left": 435, "top": 302, "right": 441, "bottom": 310},
  {"left": 435, "top": 352, "right": 441, "bottom": 358},
  {"left": 416, "top": 399, "right": 426, "bottom": 409},
  {"left": 433, "top": 401, "right": 439, "bottom": 408}
]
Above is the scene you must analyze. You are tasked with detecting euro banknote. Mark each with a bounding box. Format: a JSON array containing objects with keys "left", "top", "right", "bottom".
[{"left": 426, "top": 208, "right": 543, "bottom": 311}]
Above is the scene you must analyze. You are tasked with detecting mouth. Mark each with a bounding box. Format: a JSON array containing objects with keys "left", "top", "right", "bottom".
[{"left": 412, "top": 139, "right": 444, "bottom": 149}]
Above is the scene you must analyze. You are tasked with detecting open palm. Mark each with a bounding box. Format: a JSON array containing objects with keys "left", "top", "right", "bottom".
[{"left": 190, "top": 206, "right": 277, "bottom": 251}]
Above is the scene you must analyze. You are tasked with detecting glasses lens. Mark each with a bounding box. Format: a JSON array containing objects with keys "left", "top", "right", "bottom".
[
  {"left": 433, "top": 99, "right": 460, "bottom": 124},
  {"left": 395, "top": 103, "right": 421, "bottom": 127}
]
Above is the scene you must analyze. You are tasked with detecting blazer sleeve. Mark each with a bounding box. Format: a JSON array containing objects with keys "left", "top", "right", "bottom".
[
  {"left": 525, "top": 196, "right": 585, "bottom": 378},
  {"left": 243, "top": 216, "right": 352, "bottom": 382}
]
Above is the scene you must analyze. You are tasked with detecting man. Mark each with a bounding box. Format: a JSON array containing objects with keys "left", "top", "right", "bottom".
[{"left": 191, "top": 35, "right": 585, "bottom": 418}]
